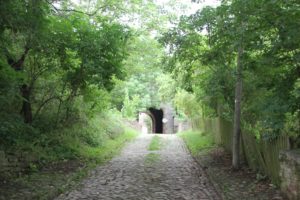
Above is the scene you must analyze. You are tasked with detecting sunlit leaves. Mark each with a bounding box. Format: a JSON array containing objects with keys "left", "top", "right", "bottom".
[{"left": 162, "top": 0, "right": 300, "bottom": 137}]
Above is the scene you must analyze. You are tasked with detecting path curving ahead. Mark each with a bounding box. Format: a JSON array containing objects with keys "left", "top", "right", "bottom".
[{"left": 56, "top": 134, "right": 221, "bottom": 200}]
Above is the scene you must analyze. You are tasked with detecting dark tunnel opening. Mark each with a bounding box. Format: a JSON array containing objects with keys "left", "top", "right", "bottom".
[{"left": 148, "top": 108, "right": 163, "bottom": 133}]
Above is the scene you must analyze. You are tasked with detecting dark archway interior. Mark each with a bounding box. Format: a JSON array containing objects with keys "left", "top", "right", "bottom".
[{"left": 148, "top": 108, "right": 163, "bottom": 133}]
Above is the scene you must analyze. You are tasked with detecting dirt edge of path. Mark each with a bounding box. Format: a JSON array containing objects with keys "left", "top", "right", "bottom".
[{"left": 192, "top": 147, "right": 285, "bottom": 200}]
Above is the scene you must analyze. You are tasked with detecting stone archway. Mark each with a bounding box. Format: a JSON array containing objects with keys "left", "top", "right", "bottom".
[
  {"left": 148, "top": 108, "right": 163, "bottom": 133},
  {"left": 138, "top": 112, "right": 154, "bottom": 134},
  {"left": 138, "top": 105, "right": 174, "bottom": 134}
]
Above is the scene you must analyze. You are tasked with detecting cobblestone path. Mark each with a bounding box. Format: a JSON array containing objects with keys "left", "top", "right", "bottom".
[{"left": 56, "top": 134, "right": 221, "bottom": 200}]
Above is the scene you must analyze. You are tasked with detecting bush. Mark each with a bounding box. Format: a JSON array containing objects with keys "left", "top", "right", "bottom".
[{"left": 0, "top": 110, "right": 138, "bottom": 167}]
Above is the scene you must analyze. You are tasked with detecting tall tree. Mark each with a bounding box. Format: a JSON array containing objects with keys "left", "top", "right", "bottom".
[
  {"left": 161, "top": 0, "right": 300, "bottom": 168},
  {"left": 0, "top": 0, "right": 49, "bottom": 123}
]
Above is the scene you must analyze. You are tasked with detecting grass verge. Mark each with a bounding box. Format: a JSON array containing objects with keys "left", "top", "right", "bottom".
[
  {"left": 78, "top": 127, "right": 138, "bottom": 162},
  {"left": 148, "top": 135, "right": 162, "bottom": 151},
  {"left": 178, "top": 130, "right": 215, "bottom": 156}
]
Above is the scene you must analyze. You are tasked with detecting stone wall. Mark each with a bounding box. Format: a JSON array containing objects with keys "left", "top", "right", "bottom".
[
  {"left": 161, "top": 104, "right": 175, "bottom": 134},
  {"left": 279, "top": 149, "right": 300, "bottom": 200}
]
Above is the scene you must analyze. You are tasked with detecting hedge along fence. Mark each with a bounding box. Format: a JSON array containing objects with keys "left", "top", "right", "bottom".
[{"left": 192, "top": 117, "right": 290, "bottom": 185}]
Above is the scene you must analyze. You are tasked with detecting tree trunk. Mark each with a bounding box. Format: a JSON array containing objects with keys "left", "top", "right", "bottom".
[
  {"left": 232, "top": 45, "right": 244, "bottom": 169},
  {"left": 7, "top": 46, "right": 31, "bottom": 123},
  {"left": 21, "top": 84, "right": 32, "bottom": 124}
]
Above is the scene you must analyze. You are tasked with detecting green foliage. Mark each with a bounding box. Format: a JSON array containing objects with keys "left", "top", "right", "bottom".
[
  {"left": 179, "top": 131, "right": 215, "bottom": 156},
  {"left": 0, "top": 62, "right": 23, "bottom": 117},
  {"left": 161, "top": 0, "right": 300, "bottom": 138},
  {"left": 174, "top": 90, "right": 202, "bottom": 119},
  {"left": 3, "top": 112, "right": 138, "bottom": 164},
  {"left": 284, "top": 110, "right": 300, "bottom": 137},
  {"left": 148, "top": 136, "right": 162, "bottom": 151},
  {"left": 0, "top": 0, "right": 191, "bottom": 180},
  {"left": 0, "top": 0, "right": 132, "bottom": 124},
  {"left": 111, "top": 34, "right": 178, "bottom": 114},
  {"left": 1, "top": 0, "right": 298, "bottom": 190},
  {"left": 156, "top": 73, "right": 177, "bottom": 103},
  {"left": 0, "top": 114, "right": 38, "bottom": 148},
  {"left": 0, "top": 0, "right": 135, "bottom": 161},
  {"left": 75, "top": 126, "right": 138, "bottom": 161},
  {"left": 121, "top": 89, "right": 140, "bottom": 118}
]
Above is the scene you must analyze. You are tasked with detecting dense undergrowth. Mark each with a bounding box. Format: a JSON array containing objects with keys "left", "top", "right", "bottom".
[
  {"left": 0, "top": 111, "right": 138, "bottom": 177},
  {"left": 0, "top": 112, "right": 139, "bottom": 199}
]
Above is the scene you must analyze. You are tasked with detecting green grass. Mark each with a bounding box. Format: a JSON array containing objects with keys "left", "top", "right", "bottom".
[
  {"left": 78, "top": 127, "right": 138, "bottom": 163},
  {"left": 14, "top": 115, "right": 139, "bottom": 164},
  {"left": 148, "top": 135, "right": 162, "bottom": 151},
  {"left": 145, "top": 135, "right": 162, "bottom": 165},
  {"left": 145, "top": 153, "right": 160, "bottom": 165},
  {"left": 179, "top": 130, "right": 215, "bottom": 156}
]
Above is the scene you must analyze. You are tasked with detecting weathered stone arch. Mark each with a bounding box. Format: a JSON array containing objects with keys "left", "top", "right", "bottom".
[
  {"left": 138, "top": 105, "right": 175, "bottom": 134},
  {"left": 139, "top": 111, "right": 155, "bottom": 133}
]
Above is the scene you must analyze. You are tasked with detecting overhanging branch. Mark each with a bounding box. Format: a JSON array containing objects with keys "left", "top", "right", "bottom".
[{"left": 45, "top": 0, "right": 107, "bottom": 16}]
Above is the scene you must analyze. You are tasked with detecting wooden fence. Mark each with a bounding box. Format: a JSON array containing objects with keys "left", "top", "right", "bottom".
[{"left": 192, "top": 117, "right": 290, "bottom": 185}]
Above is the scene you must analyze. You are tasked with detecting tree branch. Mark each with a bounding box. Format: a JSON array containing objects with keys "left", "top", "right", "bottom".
[
  {"left": 45, "top": 0, "right": 107, "bottom": 16},
  {"left": 9, "top": 46, "right": 30, "bottom": 71},
  {"left": 33, "top": 95, "right": 62, "bottom": 120}
]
